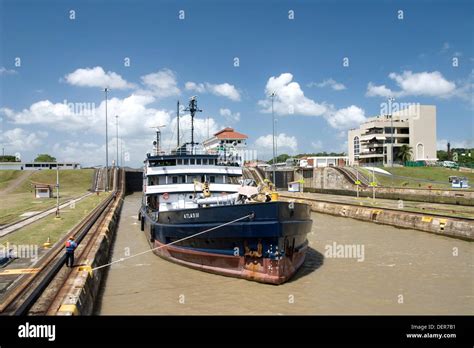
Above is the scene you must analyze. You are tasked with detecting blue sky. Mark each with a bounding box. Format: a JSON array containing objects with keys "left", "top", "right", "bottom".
[{"left": 0, "top": 0, "right": 472, "bottom": 166}]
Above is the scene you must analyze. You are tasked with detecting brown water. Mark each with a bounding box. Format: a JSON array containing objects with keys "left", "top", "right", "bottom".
[{"left": 98, "top": 192, "right": 473, "bottom": 315}]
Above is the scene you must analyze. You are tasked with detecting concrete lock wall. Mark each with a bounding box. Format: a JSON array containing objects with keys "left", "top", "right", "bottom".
[
  {"left": 56, "top": 195, "right": 124, "bottom": 315},
  {"left": 280, "top": 192, "right": 474, "bottom": 241},
  {"left": 294, "top": 167, "right": 474, "bottom": 206}
]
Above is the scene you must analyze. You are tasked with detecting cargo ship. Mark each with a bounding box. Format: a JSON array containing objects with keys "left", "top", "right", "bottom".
[{"left": 138, "top": 97, "right": 313, "bottom": 284}]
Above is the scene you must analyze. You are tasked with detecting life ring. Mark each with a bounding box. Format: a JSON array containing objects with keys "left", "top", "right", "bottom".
[{"left": 162, "top": 192, "right": 169, "bottom": 200}]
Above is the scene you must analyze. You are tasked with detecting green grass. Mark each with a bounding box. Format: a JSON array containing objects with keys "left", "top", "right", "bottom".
[
  {"left": 0, "top": 169, "right": 95, "bottom": 225},
  {"left": 0, "top": 193, "right": 109, "bottom": 246},
  {"left": 360, "top": 167, "right": 474, "bottom": 189},
  {"left": 0, "top": 170, "right": 23, "bottom": 190}
]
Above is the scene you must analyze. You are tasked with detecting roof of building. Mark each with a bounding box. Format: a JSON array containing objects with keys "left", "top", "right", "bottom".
[
  {"left": 31, "top": 181, "right": 55, "bottom": 189},
  {"left": 214, "top": 127, "right": 248, "bottom": 140}
]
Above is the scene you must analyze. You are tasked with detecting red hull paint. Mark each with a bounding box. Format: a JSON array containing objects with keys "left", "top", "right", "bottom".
[{"left": 152, "top": 240, "right": 306, "bottom": 285}]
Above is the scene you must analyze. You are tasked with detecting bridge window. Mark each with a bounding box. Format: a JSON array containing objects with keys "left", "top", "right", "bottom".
[
  {"left": 172, "top": 176, "right": 178, "bottom": 184},
  {"left": 202, "top": 159, "right": 208, "bottom": 165},
  {"left": 190, "top": 159, "right": 195, "bottom": 165},
  {"left": 196, "top": 158, "right": 201, "bottom": 165},
  {"left": 177, "top": 159, "right": 183, "bottom": 165},
  {"left": 181, "top": 176, "right": 186, "bottom": 183},
  {"left": 184, "top": 159, "right": 189, "bottom": 165},
  {"left": 210, "top": 175, "right": 215, "bottom": 183}
]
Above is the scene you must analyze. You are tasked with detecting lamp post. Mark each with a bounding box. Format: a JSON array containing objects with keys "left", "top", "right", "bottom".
[
  {"left": 115, "top": 115, "right": 119, "bottom": 168},
  {"left": 55, "top": 163, "right": 60, "bottom": 218},
  {"left": 388, "top": 97, "right": 395, "bottom": 167},
  {"left": 270, "top": 92, "right": 276, "bottom": 184},
  {"left": 104, "top": 88, "right": 109, "bottom": 192}
]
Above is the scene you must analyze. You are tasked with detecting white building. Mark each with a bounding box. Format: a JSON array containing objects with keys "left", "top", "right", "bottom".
[
  {"left": 203, "top": 127, "right": 248, "bottom": 165},
  {"left": 0, "top": 162, "right": 81, "bottom": 171},
  {"left": 299, "top": 156, "right": 348, "bottom": 168},
  {"left": 348, "top": 105, "right": 437, "bottom": 166}
]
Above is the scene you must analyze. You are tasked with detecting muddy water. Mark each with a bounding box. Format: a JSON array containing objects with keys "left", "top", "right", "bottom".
[{"left": 98, "top": 192, "right": 473, "bottom": 315}]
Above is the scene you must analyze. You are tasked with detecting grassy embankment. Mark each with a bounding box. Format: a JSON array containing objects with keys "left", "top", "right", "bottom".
[
  {"left": 359, "top": 167, "right": 474, "bottom": 189},
  {"left": 0, "top": 192, "right": 109, "bottom": 246},
  {"left": 0, "top": 169, "right": 95, "bottom": 225}
]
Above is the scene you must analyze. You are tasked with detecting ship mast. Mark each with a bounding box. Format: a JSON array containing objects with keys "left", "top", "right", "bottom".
[
  {"left": 185, "top": 96, "right": 202, "bottom": 152},
  {"left": 177, "top": 100, "right": 180, "bottom": 149}
]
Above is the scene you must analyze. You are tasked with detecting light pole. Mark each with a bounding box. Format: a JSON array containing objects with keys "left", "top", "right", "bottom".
[
  {"left": 115, "top": 115, "right": 119, "bottom": 168},
  {"left": 104, "top": 88, "right": 109, "bottom": 192},
  {"left": 388, "top": 97, "right": 395, "bottom": 167},
  {"left": 55, "top": 164, "right": 60, "bottom": 218},
  {"left": 270, "top": 92, "right": 276, "bottom": 184},
  {"left": 275, "top": 118, "right": 278, "bottom": 164}
]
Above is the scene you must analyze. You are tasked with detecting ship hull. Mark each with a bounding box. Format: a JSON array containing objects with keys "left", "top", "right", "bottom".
[{"left": 140, "top": 201, "right": 313, "bottom": 285}]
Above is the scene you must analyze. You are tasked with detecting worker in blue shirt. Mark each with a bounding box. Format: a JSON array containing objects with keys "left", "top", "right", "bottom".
[{"left": 65, "top": 236, "right": 78, "bottom": 268}]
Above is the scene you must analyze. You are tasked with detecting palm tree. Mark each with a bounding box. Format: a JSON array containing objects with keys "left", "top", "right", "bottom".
[{"left": 398, "top": 145, "right": 413, "bottom": 163}]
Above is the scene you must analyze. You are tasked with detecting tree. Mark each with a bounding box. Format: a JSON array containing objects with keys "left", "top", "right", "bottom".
[
  {"left": 268, "top": 154, "right": 291, "bottom": 164},
  {"left": 398, "top": 145, "right": 413, "bottom": 163},
  {"left": 34, "top": 154, "right": 56, "bottom": 162},
  {"left": 0, "top": 155, "right": 19, "bottom": 162},
  {"left": 437, "top": 150, "right": 448, "bottom": 161}
]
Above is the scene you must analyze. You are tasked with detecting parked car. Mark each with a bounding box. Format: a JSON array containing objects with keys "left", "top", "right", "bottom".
[{"left": 442, "top": 161, "right": 459, "bottom": 169}]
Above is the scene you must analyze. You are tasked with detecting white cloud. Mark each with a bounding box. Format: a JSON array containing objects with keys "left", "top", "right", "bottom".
[
  {"left": 140, "top": 69, "right": 180, "bottom": 98},
  {"left": 0, "top": 67, "right": 17, "bottom": 75},
  {"left": 185, "top": 82, "right": 206, "bottom": 93},
  {"left": 307, "top": 78, "right": 346, "bottom": 91},
  {"left": 324, "top": 105, "right": 366, "bottom": 130},
  {"left": 366, "top": 71, "right": 456, "bottom": 98},
  {"left": 0, "top": 128, "right": 47, "bottom": 151},
  {"left": 1, "top": 94, "right": 172, "bottom": 137},
  {"left": 258, "top": 73, "right": 329, "bottom": 116},
  {"left": 185, "top": 81, "right": 241, "bottom": 101},
  {"left": 1, "top": 100, "right": 96, "bottom": 131},
  {"left": 64, "top": 66, "right": 135, "bottom": 89},
  {"left": 255, "top": 133, "right": 298, "bottom": 153},
  {"left": 219, "top": 108, "right": 240, "bottom": 123},
  {"left": 366, "top": 83, "right": 394, "bottom": 98}
]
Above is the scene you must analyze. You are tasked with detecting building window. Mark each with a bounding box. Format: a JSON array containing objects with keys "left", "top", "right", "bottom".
[
  {"left": 210, "top": 176, "right": 215, "bottom": 183},
  {"left": 190, "top": 159, "right": 195, "bottom": 165},
  {"left": 172, "top": 176, "right": 178, "bottom": 184},
  {"left": 184, "top": 159, "right": 189, "bottom": 165},
  {"left": 177, "top": 159, "right": 183, "bottom": 165},
  {"left": 196, "top": 159, "right": 201, "bottom": 165},
  {"left": 202, "top": 159, "right": 208, "bottom": 165},
  {"left": 354, "top": 136, "right": 360, "bottom": 159},
  {"left": 181, "top": 176, "right": 186, "bottom": 183}
]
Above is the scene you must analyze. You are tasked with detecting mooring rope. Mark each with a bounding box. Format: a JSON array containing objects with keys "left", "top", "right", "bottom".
[{"left": 90, "top": 212, "right": 255, "bottom": 272}]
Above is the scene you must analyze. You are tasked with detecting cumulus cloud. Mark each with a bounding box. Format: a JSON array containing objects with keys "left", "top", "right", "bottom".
[
  {"left": 324, "top": 105, "right": 366, "bottom": 130},
  {"left": 0, "top": 128, "right": 48, "bottom": 151},
  {"left": 255, "top": 133, "right": 298, "bottom": 153},
  {"left": 64, "top": 66, "right": 135, "bottom": 89},
  {"left": 1, "top": 100, "right": 96, "bottom": 131},
  {"left": 307, "top": 78, "right": 346, "bottom": 91},
  {"left": 185, "top": 81, "right": 241, "bottom": 101},
  {"left": 139, "top": 69, "right": 180, "bottom": 98},
  {"left": 258, "top": 73, "right": 329, "bottom": 116},
  {"left": 1, "top": 94, "right": 172, "bottom": 137},
  {"left": 366, "top": 71, "right": 457, "bottom": 98},
  {"left": 219, "top": 108, "right": 240, "bottom": 123}
]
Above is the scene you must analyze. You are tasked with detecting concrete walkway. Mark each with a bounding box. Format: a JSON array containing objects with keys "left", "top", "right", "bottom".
[
  {"left": 281, "top": 191, "right": 474, "bottom": 219},
  {"left": 0, "top": 193, "right": 93, "bottom": 237}
]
